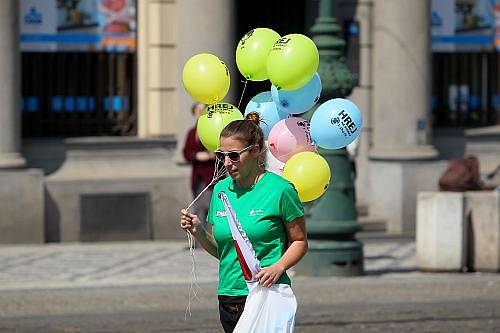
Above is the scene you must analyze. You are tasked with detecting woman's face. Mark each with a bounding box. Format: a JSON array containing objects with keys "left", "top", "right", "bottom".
[
  {"left": 219, "top": 136, "right": 258, "bottom": 182},
  {"left": 193, "top": 103, "right": 205, "bottom": 119}
]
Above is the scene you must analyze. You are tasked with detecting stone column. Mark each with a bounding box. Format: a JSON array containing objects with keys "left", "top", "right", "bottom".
[
  {"left": 369, "top": 0, "right": 443, "bottom": 234},
  {"left": 175, "top": 0, "right": 236, "bottom": 160},
  {"left": 137, "top": 0, "right": 236, "bottom": 159},
  {"left": 371, "top": 0, "right": 437, "bottom": 159},
  {"left": 0, "top": 0, "right": 25, "bottom": 168},
  {"left": 0, "top": 1, "right": 43, "bottom": 244}
]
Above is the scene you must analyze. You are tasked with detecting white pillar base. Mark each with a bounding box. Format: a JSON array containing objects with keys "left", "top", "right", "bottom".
[
  {"left": 416, "top": 192, "right": 467, "bottom": 271},
  {"left": 369, "top": 159, "right": 448, "bottom": 234},
  {"left": 0, "top": 169, "right": 44, "bottom": 243},
  {"left": 0, "top": 152, "right": 26, "bottom": 169}
]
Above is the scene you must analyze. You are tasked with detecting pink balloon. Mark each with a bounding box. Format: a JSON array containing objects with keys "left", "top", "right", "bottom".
[
  {"left": 265, "top": 141, "right": 285, "bottom": 175},
  {"left": 268, "top": 117, "right": 316, "bottom": 162}
]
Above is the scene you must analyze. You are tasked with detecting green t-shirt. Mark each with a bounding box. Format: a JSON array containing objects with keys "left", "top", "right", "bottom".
[{"left": 207, "top": 171, "right": 304, "bottom": 296}]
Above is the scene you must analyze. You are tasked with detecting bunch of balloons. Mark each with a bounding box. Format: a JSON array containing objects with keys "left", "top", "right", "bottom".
[
  {"left": 182, "top": 53, "right": 241, "bottom": 152},
  {"left": 181, "top": 27, "right": 363, "bottom": 203}
]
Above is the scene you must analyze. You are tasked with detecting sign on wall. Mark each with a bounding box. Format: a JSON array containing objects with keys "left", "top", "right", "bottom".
[
  {"left": 20, "top": 0, "right": 136, "bottom": 52},
  {"left": 431, "top": 0, "right": 498, "bottom": 52}
]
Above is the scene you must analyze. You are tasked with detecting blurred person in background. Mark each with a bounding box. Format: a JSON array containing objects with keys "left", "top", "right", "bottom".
[{"left": 183, "top": 102, "right": 215, "bottom": 226}]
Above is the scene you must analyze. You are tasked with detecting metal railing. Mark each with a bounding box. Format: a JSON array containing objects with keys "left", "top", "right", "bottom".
[
  {"left": 22, "top": 52, "right": 137, "bottom": 137},
  {"left": 432, "top": 51, "right": 499, "bottom": 128}
]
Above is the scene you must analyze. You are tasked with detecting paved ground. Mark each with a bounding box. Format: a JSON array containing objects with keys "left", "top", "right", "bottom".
[
  {"left": 1, "top": 238, "right": 499, "bottom": 332},
  {"left": 0, "top": 239, "right": 415, "bottom": 291}
]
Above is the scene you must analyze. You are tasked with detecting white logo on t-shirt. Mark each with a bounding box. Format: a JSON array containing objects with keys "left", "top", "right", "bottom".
[
  {"left": 249, "top": 209, "right": 264, "bottom": 216},
  {"left": 216, "top": 211, "right": 227, "bottom": 217}
]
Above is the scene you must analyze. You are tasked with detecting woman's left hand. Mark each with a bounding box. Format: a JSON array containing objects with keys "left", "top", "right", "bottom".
[{"left": 254, "top": 264, "right": 285, "bottom": 288}]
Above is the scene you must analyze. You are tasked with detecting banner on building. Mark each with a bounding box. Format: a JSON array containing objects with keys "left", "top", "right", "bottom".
[
  {"left": 431, "top": 0, "right": 498, "bottom": 52},
  {"left": 20, "top": 0, "right": 136, "bottom": 52},
  {"left": 495, "top": 1, "right": 500, "bottom": 50}
]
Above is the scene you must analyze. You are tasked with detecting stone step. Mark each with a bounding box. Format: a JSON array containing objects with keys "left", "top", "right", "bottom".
[
  {"left": 357, "top": 231, "right": 415, "bottom": 242},
  {"left": 359, "top": 215, "right": 387, "bottom": 232}
]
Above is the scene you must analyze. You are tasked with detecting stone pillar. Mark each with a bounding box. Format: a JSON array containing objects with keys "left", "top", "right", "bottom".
[
  {"left": 137, "top": 0, "right": 179, "bottom": 138},
  {"left": 369, "top": 0, "right": 441, "bottom": 234},
  {"left": 175, "top": 0, "right": 236, "bottom": 160},
  {"left": 347, "top": 1, "right": 373, "bottom": 209},
  {"left": 0, "top": 0, "right": 25, "bottom": 168},
  {"left": 137, "top": 0, "right": 236, "bottom": 160},
  {"left": 371, "top": 0, "right": 436, "bottom": 158},
  {"left": 0, "top": 1, "right": 43, "bottom": 244}
]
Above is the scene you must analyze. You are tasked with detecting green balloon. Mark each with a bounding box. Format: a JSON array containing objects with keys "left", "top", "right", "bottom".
[
  {"left": 236, "top": 28, "right": 280, "bottom": 81},
  {"left": 197, "top": 103, "right": 244, "bottom": 152},
  {"left": 267, "top": 34, "right": 319, "bottom": 90}
]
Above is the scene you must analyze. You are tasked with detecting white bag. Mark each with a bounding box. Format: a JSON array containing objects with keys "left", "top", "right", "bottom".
[
  {"left": 219, "top": 191, "right": 297, "bottom": 333},
  {"left": 234, "top": 282, "right": 297, "bottom": 333}
]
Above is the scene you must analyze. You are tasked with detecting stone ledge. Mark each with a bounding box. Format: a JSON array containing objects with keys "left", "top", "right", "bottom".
[
  {"left": 369, "top": 145, "right": 439, "bottom": 161},
  {"left": 465, "top": 125, "right": 500, "bottom": 137}
]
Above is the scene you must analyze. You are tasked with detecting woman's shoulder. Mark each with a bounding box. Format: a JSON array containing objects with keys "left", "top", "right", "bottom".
[
  {"left": 263, "top": 171, "right": 295, "bottom": 190},
  {"left": 213, "top": 176, "right": 232, "bottom": 191}
]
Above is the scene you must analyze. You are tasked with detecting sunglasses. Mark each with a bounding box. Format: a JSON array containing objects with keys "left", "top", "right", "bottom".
[{"left": 215, "top": 145, "right": 254, "bottom": 162}]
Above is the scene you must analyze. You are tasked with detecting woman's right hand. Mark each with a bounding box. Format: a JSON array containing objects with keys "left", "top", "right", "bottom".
[{"left": 180, "top": 209, "right": 199, "bottom": 233}]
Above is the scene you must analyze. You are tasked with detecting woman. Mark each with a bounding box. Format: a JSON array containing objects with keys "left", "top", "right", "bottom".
[
  {"left": 183, "top": 102, "right": 215, "bottom": 225},
  {"left": 180, "top": 112, "right": 308, "bottom": 332}
]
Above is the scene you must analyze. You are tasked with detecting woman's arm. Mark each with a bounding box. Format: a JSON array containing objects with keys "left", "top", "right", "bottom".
[
  {"left": 254, "top": 216, "right": 308, "bottom": 287},
  {"left": 180, "top": 209, "right": 219, "bottom": 259}
]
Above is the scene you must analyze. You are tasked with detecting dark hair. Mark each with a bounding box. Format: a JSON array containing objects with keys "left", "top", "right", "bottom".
[{"left": 220, "top": 112, "right": 264, "bottom": 151}]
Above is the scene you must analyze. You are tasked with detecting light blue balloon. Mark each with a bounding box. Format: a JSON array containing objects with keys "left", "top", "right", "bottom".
[
  {"left": 271, "top": 72, "right": 322, "bottom": 115},
  {"left": 244, "top": 91, "right": 288, "bottom": 139},
  {"left": 310, "top": 98, "right": 363, "bottom": 150}
]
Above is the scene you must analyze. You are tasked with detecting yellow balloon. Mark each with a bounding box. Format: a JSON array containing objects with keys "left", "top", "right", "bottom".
[
  {"left": 236, "top": 28, "right": 281, "bottom": 81},
  {"left": 282, "top": 152, "right": 330, "bottom": 202},
  {"left": 197, "top": 103, "right": 244, "bottom": 152},
  {"left": 182, "top": 53, "right": 230, "bottom": 104},
  {"left": 267, "top": 34, "right": 319, "bottom": 90}
]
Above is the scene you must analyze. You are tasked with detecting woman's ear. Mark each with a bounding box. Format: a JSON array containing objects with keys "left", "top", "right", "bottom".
[
  {"left": 255, "top": 146, "right": 266, "bottom": 168},
  {"left": 251, "top": 145, "right": 261, "bottom": 158}
]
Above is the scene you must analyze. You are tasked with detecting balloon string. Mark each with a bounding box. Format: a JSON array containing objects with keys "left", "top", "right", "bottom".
[
  {"left": 185, "top": 157, "right": 227, "bottom": 211},
  {"left": 237, "top": 78, "right": 248, "bottom": 110},
  {"left": 185, "top": 230, "right": 202, "bottom": 320},
  {"left": 184, "top": 157, "right": 227, "bottom": 320}
]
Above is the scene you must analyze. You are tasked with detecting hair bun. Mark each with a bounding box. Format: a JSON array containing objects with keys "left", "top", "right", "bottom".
[{"left": 245, "top": 111, "right": 261, "bottom": 126}]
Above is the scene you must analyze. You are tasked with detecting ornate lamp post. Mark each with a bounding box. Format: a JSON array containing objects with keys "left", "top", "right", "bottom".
[{"left": 295, "top": 0, "right": 363, "bottom": 276}]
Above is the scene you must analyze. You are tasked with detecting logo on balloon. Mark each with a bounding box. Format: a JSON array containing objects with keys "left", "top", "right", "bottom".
[
  {"left": 207, "top": 103, "right": 235, "bottom": 114},
  {"left": 239, "top": 29, "right": 255, "bottom": 48},
  {"left": 220, "top": 61, "right": 229, "bottom": 77},
  {"left": 296, "top": 120, "right": 313, "bottom": 145},
  {"left": 339, "top": 109, "right": 358, "bottom": 134},
  {"left": 330, "top": 110, "right": 358, "bottom": 138},
  {"left": 272, "top": 37, "right": 291, "bottom": 51}
]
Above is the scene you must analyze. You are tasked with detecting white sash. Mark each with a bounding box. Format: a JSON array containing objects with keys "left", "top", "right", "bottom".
[{"left": 218, "top": 191, "right": 297, "bottom": 333}]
